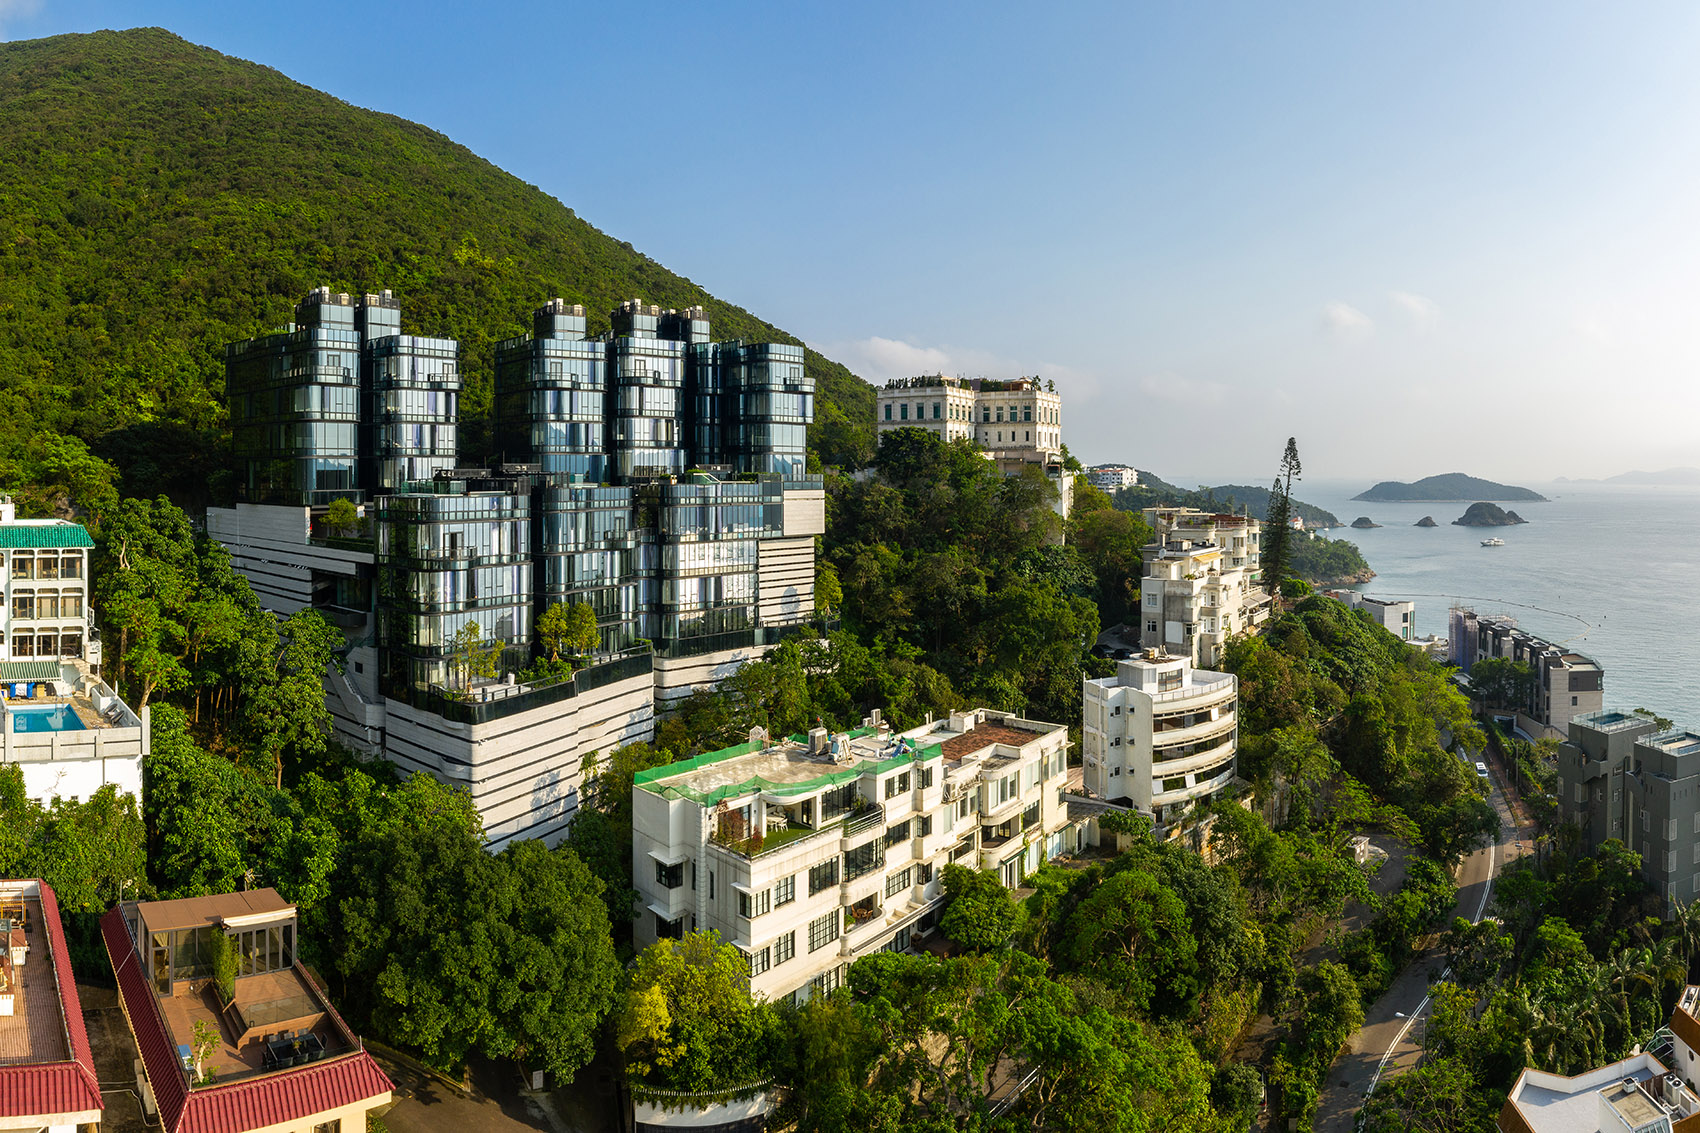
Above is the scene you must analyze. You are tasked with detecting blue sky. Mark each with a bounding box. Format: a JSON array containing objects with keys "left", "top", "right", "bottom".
[{"left": 7, "top": 1, "right": 1700, "bottom": 484}]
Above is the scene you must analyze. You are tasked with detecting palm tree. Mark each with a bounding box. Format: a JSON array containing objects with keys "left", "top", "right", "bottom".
[{"left": 1669, "top": 899, "right": 1700, "bottom": 979}]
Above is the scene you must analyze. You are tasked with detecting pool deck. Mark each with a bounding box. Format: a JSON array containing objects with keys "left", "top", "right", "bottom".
[{"left": 4, "top": 695, "right": 114, "bottom": 729}]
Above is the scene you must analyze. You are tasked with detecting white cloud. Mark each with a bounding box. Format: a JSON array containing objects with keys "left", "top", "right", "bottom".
[
  {"left": 814, "top": 336, "right": 953, "bottom": 383},
  {"left": 0, "top": 0, "right": 42, "bottom": 40},
  {"left": 1390, "top": 290, "right": 1441, "bottom": 327},
  {"left": 1320, "top": 301, "right": 1374, "bottom": 338},
  {"left": 1136, "top": 371, "right": 1229, "bottom": 406}
]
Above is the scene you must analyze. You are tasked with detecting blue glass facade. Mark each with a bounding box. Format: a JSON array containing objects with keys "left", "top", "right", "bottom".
[{"left": 228, "top": 289, "right": 818, "bottom": 700}]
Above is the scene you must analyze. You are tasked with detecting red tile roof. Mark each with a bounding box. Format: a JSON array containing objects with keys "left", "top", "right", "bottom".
[
  {"left": 101, "top": 907, "right": 393, "bottom": 1133},
  {"left": 0, "top": 881, "right": 101, "bottom": 1121}
]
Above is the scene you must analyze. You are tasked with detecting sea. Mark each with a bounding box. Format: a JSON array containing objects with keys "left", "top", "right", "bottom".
[{"left": 1293, "top": 479, "right": 1700, "bottom": 722}]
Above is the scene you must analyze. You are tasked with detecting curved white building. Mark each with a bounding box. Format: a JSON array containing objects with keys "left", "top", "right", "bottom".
[{"left": 1081, "top": 652, "right": 1237, "bottom": 826}]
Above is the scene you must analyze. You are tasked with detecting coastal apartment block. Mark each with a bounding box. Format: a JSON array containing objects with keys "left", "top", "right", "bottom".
[
  {"left": 1324, "top": 590, "right": 1416, "bottom": 641},
  {"left": 210, "top": 288, "right": 822, "bottom": 848},
  {"left": 1450, "top": 607, "right": 1603, "bottom": 734},
  {"left": 1085, "top": 463, "right": 1138, "bottom": 494},
  {"left": 103, "top": 888, "right": 393, "bottom": 1133},
  {"left": 1556, "top": 709, "right": 1700, "bottom": 907},
  {"left": 0, "top": 505, "right": 147, "bottom": 807},
  {"left": 1137, "top": 507, "right": 1269, "bottom": 668},
  {"left": 631, "top": 709, "right": 1087, "bottom": 1004},
  {"left": 1081, "top": 652, "right": 1237, "bottom": 828}
]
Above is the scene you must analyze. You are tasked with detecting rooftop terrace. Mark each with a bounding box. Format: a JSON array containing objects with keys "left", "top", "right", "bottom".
[
  {"left": 0, "top": 896, "right": 67, "bottom": 1066},
  {"left": 1576, "top": 710, "right": 1656, "bottom": 734}
]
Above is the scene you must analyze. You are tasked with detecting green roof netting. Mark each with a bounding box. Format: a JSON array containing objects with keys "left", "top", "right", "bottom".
[{"left": 635, "top": 733, "right": 944, "bottom": 807}]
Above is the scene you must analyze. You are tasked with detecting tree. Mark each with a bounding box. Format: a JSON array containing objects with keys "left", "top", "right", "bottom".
[
  {"left": 537, "top": 601, "right": 598, "bottom": 663},
  {"left": 448, "top": 619, "right": 503, "bottom": 691},
  {"left": 323, "top": 497, "right": 359, "bottom": 536},
  {"left": 1060, "top": 866, "right": 1200, "bottom": 1017},
  {"left": 1262, "top": 437, "right": 1301, "bottom": 594},
  {"left": 616, "top": 932, "right": 776, "bottom": 1092},
  {"left": 239, "top": 609, "right": 340, "bottom": 787},
  {"left": 1469, "top": 657, "right": 1534, "bottom": 709},
  {"left": 938, "top": 865, "right": 1025, "bottom": 951}
]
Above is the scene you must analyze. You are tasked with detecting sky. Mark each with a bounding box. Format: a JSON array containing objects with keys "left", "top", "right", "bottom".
[{"left": 6, "top": 1, "right": 1700, "bottom": 485}]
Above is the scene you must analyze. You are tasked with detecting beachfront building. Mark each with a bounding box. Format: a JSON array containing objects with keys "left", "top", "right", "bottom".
[
  {"left": 1450, "top": 607, "right": 1604, "bottom": 734},
  {"left": 1085, "top": 464, "right": 1138, "bottom": 494},
  {"left": 0, "top": 879, "right": 104, "bottom": 1132},
  {"left": 631, "top": 709, "right": 1084, "bottom": 1004},
  {"left": 1497, "top": 982, "right": 1700, "bottom": 1130},
  {"left": 874, "top": 375, "right": 1072, "bottom": 517},
  {"left": 102, "top": 888, "right": 393, "bottom": 1133},
  {"left": 1326, "top": 591, "right": 1416, "bottom": 642},
  {"left": 210, "top": 289, "right": 823, "bottom": 848},
  {"left": 1555, "top": 709, "right": 1700, "bottom": 907},
  {"left": 1136, "top": 507, "right": 1269, "bottom": 668},
  {"left": 1081, "top": 652, "right": 1238, "bottom": 829}
]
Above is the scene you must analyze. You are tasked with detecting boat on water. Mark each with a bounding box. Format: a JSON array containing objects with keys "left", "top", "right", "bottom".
[{"left": 1481, "top": 537, "right": 1505, "bottom": 547}]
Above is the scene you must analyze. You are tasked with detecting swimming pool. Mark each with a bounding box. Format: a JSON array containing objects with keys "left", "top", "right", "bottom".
[{"left": 10, "top": 706, "right": 86, "bottom": 733}]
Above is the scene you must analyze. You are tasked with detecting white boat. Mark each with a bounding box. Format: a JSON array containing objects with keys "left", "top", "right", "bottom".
[{"left": 1481, "top": 537, "right": 1505, "bottom": 547}]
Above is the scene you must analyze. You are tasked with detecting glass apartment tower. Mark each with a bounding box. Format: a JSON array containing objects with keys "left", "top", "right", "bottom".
[{"left": 226, "top": 289, "right": 817, "bottom": 701}]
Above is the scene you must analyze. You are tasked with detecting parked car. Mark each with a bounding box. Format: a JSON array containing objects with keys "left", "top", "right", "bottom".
[{"left": 1475, "top": 761, "right": 1490, "bottom": 779}]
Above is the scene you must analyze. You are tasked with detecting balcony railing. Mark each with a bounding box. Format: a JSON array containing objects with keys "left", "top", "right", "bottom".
[{"left": 841, "top": 805, "right": 884, "bottom": 838}]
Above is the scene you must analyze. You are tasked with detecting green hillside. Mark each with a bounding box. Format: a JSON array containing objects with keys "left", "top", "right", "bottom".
[
  {"left": 1353, "top": 472, "right": 1546, "bottom": 502},
  {"left": 0, "top": 28, "right": 875, "bottom": 511}
]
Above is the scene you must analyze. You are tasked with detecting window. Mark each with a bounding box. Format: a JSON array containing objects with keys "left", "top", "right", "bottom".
[
  {"left": 313, "top": 1122, "right": 342, "bottom": 1133},
  {"left": 883, "top": 404, "right": 892, "bottom": 421},
  {"left": 655, "top": 860, "right": 683, "bottom": 889},
  {"left": 885, "top": 868, "right": 913, "bottom": 897},
  {"left": 920, "top": 815, "right": 932, "bottom": 837},
  {"left": 919, "top": 862, "right": 934, "bottom": 883},
  {"left": 709, "top": 871, "right": 715, "bottom": 899},
  {"left": 774, "top": 875, "right": 796, "bottom": 906},
  {"left": 748, "top": 947, "right": 771, "bottom": 977},
  {"left": 1146, "top": 620, "right": 1158, "bottom": 634},
  {"left": 774, "top": 931, "right": 796, "bottom": 965},
  {"left": 844, "top": 841, "right": 884, "bottom": 880},
  {"left": 808, "top": 911, "right": 840, "bottom": 952},
  {"left": 1024, "top": 407, "right": 1032, "bottom": 422},
  {"left": 1572, "top": 696, "right": 1578, "bottom": 706},
  {"left": 656, "top": 914, "right": 684, "bottom": 940},
  {"left": 884, "top": 820, "right": 911, "bottom": 846},
  {"left": 738, "top": 888, "right": 771, "bottom": 919},
  {"left": 884, "top": 770, "right": 911, "bottom": 799},
  {"left": 932, "top": 402, "right": 941, "bottom": 419},
  {"left": 8, "top": 556, "right": 28, "bottom": 580},
  {"left": 920, "top": 765, "right": 934, "bottom": 790},
  {"left": 809, "top": 859, "right": 839, "bottom": 895},
  {"left": 900, "top": 403, "right": 909, "bottom": 420}
]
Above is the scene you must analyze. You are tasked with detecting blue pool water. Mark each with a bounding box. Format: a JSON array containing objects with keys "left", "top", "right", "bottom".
[{"left": 10, "top": 706, "right": 86, "bottom": 733}]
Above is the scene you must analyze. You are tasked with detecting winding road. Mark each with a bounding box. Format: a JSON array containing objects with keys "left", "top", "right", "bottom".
[{"left": 1309, "top": 756, "right": 1526, "bottom": 1133}]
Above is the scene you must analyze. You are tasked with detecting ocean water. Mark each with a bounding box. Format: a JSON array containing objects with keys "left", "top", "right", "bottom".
[{"left": 1293, "top": 479, "right": 1700, "bottom": 722}]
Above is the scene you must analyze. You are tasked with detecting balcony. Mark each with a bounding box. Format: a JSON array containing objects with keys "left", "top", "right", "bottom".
[
  {"left": 840, "top": 802, "right": 885, "bottom": 839},
  {"left": 1152, "top": 738, "right": 1236, "bottom": 778}
]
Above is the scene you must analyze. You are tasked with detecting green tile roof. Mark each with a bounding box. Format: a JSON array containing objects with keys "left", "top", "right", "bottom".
[
  {"left": 0, "top": 524, "right": 93, "bottom": 549},
  {"left": 0, "top": 662, "right": 61, "bottom": 681}
]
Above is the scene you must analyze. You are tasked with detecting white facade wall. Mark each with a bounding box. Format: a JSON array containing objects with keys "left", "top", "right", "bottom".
[
  {"left": 1137, "top": 510, "right": 1267, "bottom": 668},
  {"left": 633, "top": 711, "right": 1075, "bottom": 1004},
  {"left": 0, "top": 536, "right": 96, "bottom": 670},
  {"left": 2, "top": 704, "right": 147, "bottom": 804},
  {"left": 876, "top": 383, "right": 1063, "bottom": 456},
  {"left": 1082, "top": 658, "right": 1236, "bottom": 820}
]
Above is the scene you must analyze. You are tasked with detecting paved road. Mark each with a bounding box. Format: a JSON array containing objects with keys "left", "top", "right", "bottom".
[{"left": 1310, "top": 760, "right": 1526, "bottom": 1133}]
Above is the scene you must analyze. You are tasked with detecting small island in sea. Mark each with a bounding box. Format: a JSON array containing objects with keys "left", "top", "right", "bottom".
[
  {"left": 1350, "top": 516, "right": 1381, "bottom": 529},
  {"left": 1415, "top": 516, "right": 1438, "bottom": 527},
  {"left": 1354, "top": 472, "right": 1547, "bottom": 502},
  {"left": 1452, "top": 502, "right": 1528, "bottom": 527}
]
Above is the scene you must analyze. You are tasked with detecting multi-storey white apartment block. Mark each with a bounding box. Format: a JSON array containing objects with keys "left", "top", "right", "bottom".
[
  {"left": 1085, "top": 464, "right": 1138, "bottom": 494},
  {"left": 0, "top": 502, "right": 99, "bottom": 672},
  {"left": 631, "top": 709, "right": 1082, "bottom": 1004},
  {"left": 1082, "top": 652, "right": 1237, "bottom": 827},
  {"left": 1136, "top": 507, "right": 1269, "bottom": 669}
]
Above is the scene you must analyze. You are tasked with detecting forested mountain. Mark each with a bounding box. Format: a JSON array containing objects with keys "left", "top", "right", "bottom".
[
  {"left": 1124, "top": 472, "right": 1342, "bottom": 527},
  {"left": 0, "top": 28, "right": 876, "bottom": 512},
  {"left": 1353, "top": 473, "right": 1546, "bottom": 502}
]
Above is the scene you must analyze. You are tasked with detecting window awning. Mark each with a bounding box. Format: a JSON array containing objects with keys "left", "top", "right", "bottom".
[
  {"left": 644, "top": 902, "right": 682, "bottom": 922},
  {"left": 646, "top": 848, "right": 689, "bottom": 867}
]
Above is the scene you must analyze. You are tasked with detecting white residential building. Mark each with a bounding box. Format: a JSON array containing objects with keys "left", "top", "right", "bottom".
[
  {"left": 875, "top": 376, "right": 1073, "bottom": 518},
  {"left": 631, "top": 709, "right": 1085, "bottom": 1004},
  {"left": 1085, "top": 464, "right": 1138, "bottom": 494},
  {"left": 1081, "top": 653, "right": 1237, "bottom": 828},
  {"left": 1326, "top": 591, "right": 1416, "bottom": 642},
  {"left": 0, "top": 503, "right": 146, "bottom": 804},
  {"left": 1137, "top": 507, "right": 1270, "bottom": 668}
]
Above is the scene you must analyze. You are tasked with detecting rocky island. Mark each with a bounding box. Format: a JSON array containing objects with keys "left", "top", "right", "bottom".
[
  {"left": 1452, "top": 502, "right": 1528, "bottom": 527},
  {"left": 1350, "top": 516, "right": 1381, "bottom": 529},
  {"left": 1355, "top": 473, "right": 1547, "bottom": 502},
  {"left": 1415, "top": 516, "right": 1438, "bottom": 527}
]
